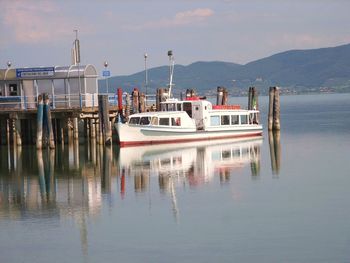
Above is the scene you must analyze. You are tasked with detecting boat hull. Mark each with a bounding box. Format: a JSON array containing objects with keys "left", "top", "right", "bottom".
[{"left": 116, "top": 122, "right": 263, "bottom": 147}]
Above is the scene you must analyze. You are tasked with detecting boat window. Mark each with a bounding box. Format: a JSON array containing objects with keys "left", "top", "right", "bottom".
[
  {"left": 231, "top": 115, "right": 239, "bottom": 125},
  {"left": 233, "top": 149, "right": 241, "bottom": 157},
  {"left": 151, "top": 117, "right": 158, "bottom": 125},
  {"left": 9, "top": 84, "right": 18, "bottom": 96},
  {"left": 183, "top": 102, "right": 192, "bottom": 118},
  {"left": 129, "top": 117, "right": 140, "bottom": 125},
  {"left": 159, "top": 118, "right": 170, "bottom": 126},
  {"left": 210, "top": 116, "right": 220, "bottom": 126},
  {"left": 171, "top": 117, "right": 181, "bottom": 126},
  {"left": 240, "top": 115, "right": 248, "bottom": 124},
  {"left": 167, "top": 103, "right": 176, "bottom": 111},
  {"left": 140, "top": 116, "right": 150, "bottom": 125},
  {"left": 177, "top": 104, "right": 182, "bottom": 111},
  {"left": 222, "top": 150, "right": 231, "bottom": 160},
  {"left": 221, "top": 115, "right": 230, "bottom": 125}
]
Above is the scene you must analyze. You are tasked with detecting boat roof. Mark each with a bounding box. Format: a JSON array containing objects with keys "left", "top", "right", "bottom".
[{"left": 129, "top": 111, "right": 188, "bottom": 117}]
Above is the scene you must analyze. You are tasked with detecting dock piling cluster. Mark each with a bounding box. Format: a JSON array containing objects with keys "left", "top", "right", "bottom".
[{"left": 216, "top": 86, "right": 228, "bottom": 105}]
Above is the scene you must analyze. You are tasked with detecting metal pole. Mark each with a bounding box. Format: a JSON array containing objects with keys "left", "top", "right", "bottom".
[
  {"left": 144, "top": 53, "right": 148, "bottom": 104},
  {"left": 74, "top": 29, "right": 82, "bottom": 108},
  {"left": 104, "top": 61, "right": 109, "bottom": 95}
]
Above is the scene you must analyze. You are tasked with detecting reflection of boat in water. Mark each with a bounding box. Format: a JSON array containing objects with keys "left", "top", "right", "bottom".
[
  {"left": 118, "top": 136, "right": 263, "bottom": 181},
  {"left": 118, "top": 136, "right": 262, "bottom": 221}
]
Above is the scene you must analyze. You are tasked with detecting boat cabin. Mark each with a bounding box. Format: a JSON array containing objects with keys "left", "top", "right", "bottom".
[{"left": 159, "top": 98, "right": 259, "bottom": 130}]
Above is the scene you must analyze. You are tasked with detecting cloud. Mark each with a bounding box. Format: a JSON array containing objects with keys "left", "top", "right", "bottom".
[
  {"left": 124, "top": 8, "right": 214, "bottom": 30},
  {"left": 174, "top": 8, "right": 214, "bottom": 25},
  {"left": 2, "top": 0, "right": 81, "bottom": 44}
]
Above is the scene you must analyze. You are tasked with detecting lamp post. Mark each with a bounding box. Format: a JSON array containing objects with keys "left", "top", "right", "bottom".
[
  {"left": 167, "top": 50, "right": 174, "bottom": 98},
  {"left": 144, "top": 53, "right": 148, "bottom": 103},
  {"left": 73, "top": 29, "right": 82, "bottom": 107},
  {"left": 104, "top": 61, "right": 109, "bottom": 94}
]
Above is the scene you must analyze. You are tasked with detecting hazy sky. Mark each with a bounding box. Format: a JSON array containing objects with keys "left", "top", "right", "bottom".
[{"left": 1, "top": 0, "right": 349, "bottom": 76}]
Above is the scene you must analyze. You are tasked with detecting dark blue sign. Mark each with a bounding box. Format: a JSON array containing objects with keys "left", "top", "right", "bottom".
[
  {"left": 102, "top": 70, "right": 110, "bottom": 77},
  {"left": 16, "top": 67, "right": 55, "bottom": 78}
]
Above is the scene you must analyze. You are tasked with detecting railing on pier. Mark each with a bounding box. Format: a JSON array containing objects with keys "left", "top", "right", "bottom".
[{"left": 0, "top": 93, "right": 157, "bottom": 110}]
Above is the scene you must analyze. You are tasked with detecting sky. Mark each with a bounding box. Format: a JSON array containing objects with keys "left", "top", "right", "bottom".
[{"left": 1, "top": 0, "right": 350, "bottom": 77}]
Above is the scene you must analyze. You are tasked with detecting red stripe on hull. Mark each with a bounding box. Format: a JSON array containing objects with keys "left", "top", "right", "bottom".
[{"left": 119, "top": 131, "right": 263, "bottom": 147}]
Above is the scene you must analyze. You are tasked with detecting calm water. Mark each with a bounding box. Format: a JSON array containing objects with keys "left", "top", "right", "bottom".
[{"left": 0, "top": 93, "right": 350, "bottom": 263}]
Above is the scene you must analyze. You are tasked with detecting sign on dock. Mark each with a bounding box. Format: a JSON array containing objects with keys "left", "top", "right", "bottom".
[
  {"left": 102, "top": 70, "right": 110, "bottom": 77},
  {"left": 16, "top": 67, "right": 55, "bottom": 78}
]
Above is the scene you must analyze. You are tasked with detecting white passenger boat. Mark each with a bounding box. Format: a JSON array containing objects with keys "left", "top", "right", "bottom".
[
  {"left": 115, "top": 97, "right": 262, "bottom": 146},
  {"left": 115, "top": 51, "right": 262, "bottom": 147}
]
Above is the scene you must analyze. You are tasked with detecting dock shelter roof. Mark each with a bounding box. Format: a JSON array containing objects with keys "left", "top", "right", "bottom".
[{"left": 0, "top": 64, "right": 98, "bottom": 81}]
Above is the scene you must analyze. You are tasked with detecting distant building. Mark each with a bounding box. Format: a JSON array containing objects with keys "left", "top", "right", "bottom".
[{"left": 0, "top": 65, "right": 98, "bottom": 109}]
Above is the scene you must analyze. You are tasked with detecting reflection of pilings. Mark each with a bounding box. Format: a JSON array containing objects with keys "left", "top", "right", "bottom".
[
  {"left": 14, "top": 118, "right": 22, "bottom": 146},
  {"left": 37, "top": 150, "right": 46, "bottom": 200},
  {"left": 134, "top": 173, "right": 148, "bottom": 193},
  {"left": 89, "top": 118, "right": 96, "bottom": 139},
  {"left": 101, "top": 147, "right": 112, "bottom": 194},
  {"left": 45, "top": 149, "right": 55, "bottom": 201},
  {"left": 268, "top": 130, "right": 281, "bottom": 175},
  {"left": 250, "top": 144, "right": 261, "bottom": 177},
  {"left": 90, "top": 138, "right": 97, "bottom": 164},
  {"left": 74, "top": 139, "right": 80, "bottom": 170},
  {"left": 169, "top": 178, "right": 179, "bottom": 222},
  {"left": 219, "top": 170, "right": 230, "bottom": 183},
  {"left": 120, "top": 168, "right": 126, "bottom": 199},
  {"left": 6, "top": 119, "right": 10, "bottom": 146}
]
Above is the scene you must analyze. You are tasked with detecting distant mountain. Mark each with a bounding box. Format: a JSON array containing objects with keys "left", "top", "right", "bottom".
[{"left": 99, "top": 43, "right": 350, "bottom": 95}]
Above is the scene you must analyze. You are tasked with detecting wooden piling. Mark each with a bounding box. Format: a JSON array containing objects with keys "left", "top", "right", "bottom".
[
  {"left": 248, "top": 87, "right": 252, "bottom": 110},
  {"left": 268, "top": 87, "right": 281, "bottom": 131},
  {"left": 251, "top": 87, "right": 259, "bottom": 123},
  {"left": 125, "top": 93, "right": 131, "bottom": 119},
  {"left": 273, "top": 87, "right": 280, "bottom": 130},
  {"left": 156, "top": 88, "right": 162, "bottom": 111},
  {"left": 222, "top": 88, "right": 228, "bottom": 105},
  {"left": 140, "top": 93, "right": 146, "bottom": 113},
  {"left": 59, "top": 119, "right": 65, "bottom": 145},
  {"left": 44, "top": 94, "right": 55, "bottom": 149},
  {"left": 216, "top": 86, "right": 224, "bottom": 105},
  {"left": 186, "top": 89, "right": 191, "bottom": 99},
  {"left": 0, "top": 119, "right": 6, "bottom": 145},
  {"left": 36, "top": 95, "right": 43, "bottom": 149},
  {"left": 132, "top": 88, "right": 139, "bottom": 114},
  {"left": 117, "top": 88, "right": 123, "bottom": 113},
  {"left": 190, "top": 89, "right": 196, "bottom": 98},
  {"left": 73, "top": 117, "right": 79, "bottom": 141},
  {"left": 67, "top": 118, "right": 74, "bottom": 145},
  {"left": 268, "top": 87, "right": 274, "bottom": 130},
  {"left": 98, "top": 94, "right": 112, "bottom": 145}
]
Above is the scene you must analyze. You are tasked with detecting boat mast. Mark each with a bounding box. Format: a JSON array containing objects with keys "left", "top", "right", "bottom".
[{"left": 167, "top": 50, "right": 174, "bottom": 98}]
